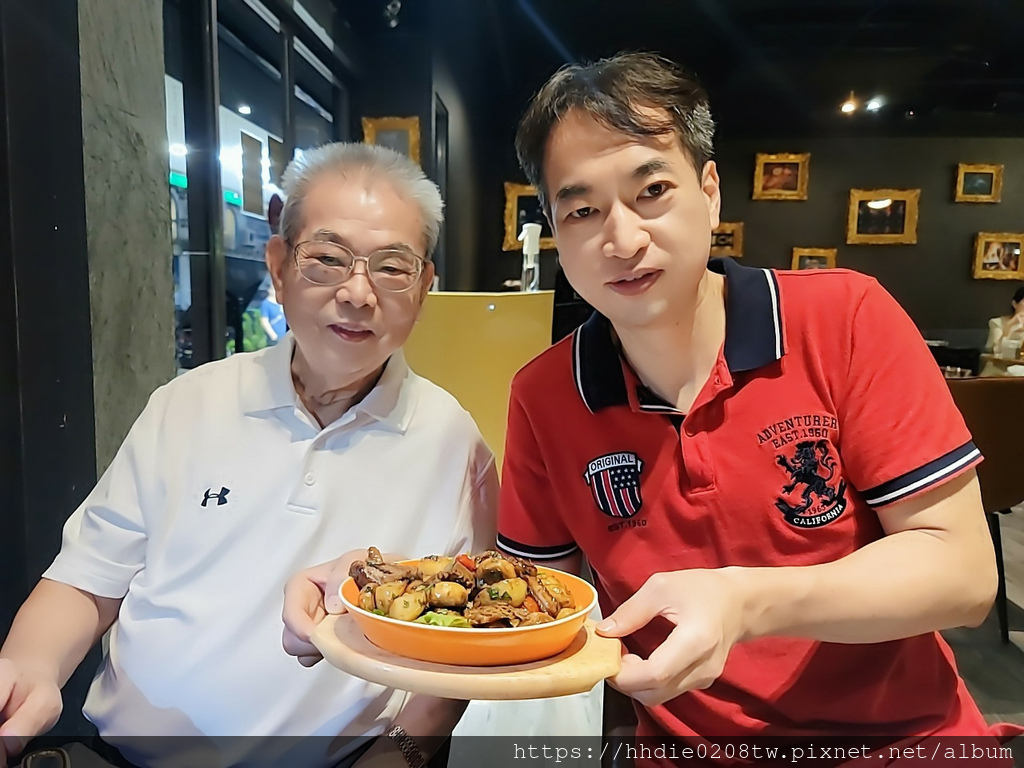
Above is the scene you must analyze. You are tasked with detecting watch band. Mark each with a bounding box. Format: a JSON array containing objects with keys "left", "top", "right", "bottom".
[{"left": 386, "top": 724, "right": 428, "bottom": 768}]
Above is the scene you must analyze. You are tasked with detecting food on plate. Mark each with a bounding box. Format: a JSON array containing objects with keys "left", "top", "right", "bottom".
[{"left": 347, "top": 547, "right": 580, "bottom": 628}]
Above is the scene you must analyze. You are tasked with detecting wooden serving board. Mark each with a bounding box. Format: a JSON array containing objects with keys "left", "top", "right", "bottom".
[{"left": 312, "top": 614, "right": 622, "bottom": 700}]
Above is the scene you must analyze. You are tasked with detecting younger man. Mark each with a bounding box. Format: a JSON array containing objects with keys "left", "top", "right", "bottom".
[{"left": 497, "top": 51, "right": 1017, "bottom": 763}]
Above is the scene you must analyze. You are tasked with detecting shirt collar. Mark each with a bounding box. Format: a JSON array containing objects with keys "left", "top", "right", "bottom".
[
  {"left": 240, "top": 333, "right": 416, "bottom": 433},
  {"left": 572, "top": 257, "right": 786, "bottom": 413}
]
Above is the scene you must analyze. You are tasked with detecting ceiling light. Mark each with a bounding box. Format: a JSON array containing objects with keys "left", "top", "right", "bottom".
[
  {"left": 840, "top": 91, "right": 857, "bottom": 114},
  {"left": 866, "top": 198, "right": 892, "bottom": 210},
  {"left": 866, "top": 98, "right": 883, "bottom": 111},
  {"left": 169, "top": 143, "right": 188, "bottom": 157},
  {"left": 384, "top": 0, "right": 401, "bottom": 27},
  {"left": 238, "top": 105, "right": 252, "bottom": 116}
]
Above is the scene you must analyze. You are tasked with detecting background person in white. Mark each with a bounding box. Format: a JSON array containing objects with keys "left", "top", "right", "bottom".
[{"left": 0, "top": 143, "right": 498, "bottom": 768}]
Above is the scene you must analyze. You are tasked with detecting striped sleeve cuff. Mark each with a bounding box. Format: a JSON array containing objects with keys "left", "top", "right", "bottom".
[
  {"left": 862, "top": 441, "right": 982, "bottom": 507},
  {"left": 496, "top": 533, "right": 578, "bottom": 561}
]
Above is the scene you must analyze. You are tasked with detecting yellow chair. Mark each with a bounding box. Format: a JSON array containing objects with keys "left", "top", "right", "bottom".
[{"left": 403, "top": 291, "right": 555, "bottom": 471}]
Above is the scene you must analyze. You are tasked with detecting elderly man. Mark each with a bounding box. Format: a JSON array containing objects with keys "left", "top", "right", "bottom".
[{"left": 0, "top": 143, "right": 496, "bottom": 768}]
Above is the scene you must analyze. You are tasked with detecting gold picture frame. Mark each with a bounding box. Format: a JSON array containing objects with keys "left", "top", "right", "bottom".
[
  {"left": 503, "top": 183, "right": 556, "bottom": 252},
  {"left": 973, "top": 233, "right": 1024, "bottom": 280},
  {"left": 791, "top": 247, "right": 837, "bottom": 270},
  {"left": 956, "top": 163, "right": 1003, "bottom": 203},
  {"left": 752, "top": 153, "right": 809, "bottom": 200},
  {"left": 362, "top": 116, "right": 421, "bottom": 165},
  {"left": 710, "top": 222, "right": 743, "bottom": 257},
  {"left": 846, "top": 189, "right": 920, "bottom": 245}
]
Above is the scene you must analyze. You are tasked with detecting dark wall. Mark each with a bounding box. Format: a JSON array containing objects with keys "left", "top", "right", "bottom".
[
  {"left": 430, "top": 0, "right": 566, "bottom": 294},
  {"left": 347, "top": 0, "right": 503, "bottom": 292},
  {"left": 0, "top": 0, "right": 102, "bottom": 739},
  {"left": 430, "top": 1, "right": 493, "bottom": 292},
  {"left": 715, "top": 137, "right": 1024, "bottom": 337}
]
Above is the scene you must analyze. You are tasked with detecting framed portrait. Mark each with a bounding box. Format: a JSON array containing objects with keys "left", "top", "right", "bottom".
[
  {"left": 846, "top": 189, "right": 920, "bottom": 245},
  {"left": 955, "top": 163, "right": 1003, "bottom": 203},
  {"left": 710, "top": 222, "right": 743, "bottom": 257},
  {"left": 972, "top": 233, "right": 1024, "bottom": 280},
  {"left": 503, "top": 182, "right": 555, "bottom": 251},
  {"left": 791, "top": 247, "right": 837, "bottom": 271},
  {"left": 362, "top": 116, "right": 421, "bottom": 165},
  {"left": 752, "top": 153, "right": 809, "bottom": 201}
]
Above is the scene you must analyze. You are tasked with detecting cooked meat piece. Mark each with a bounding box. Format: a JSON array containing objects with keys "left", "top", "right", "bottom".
[
  {"left": 537, "top": 573, "right": 575, "bottom": 611},
  {"left": 424, "top": 561, "right": 475, "bottom": 589},
  {"left": 349, "top": 559, "right": 417, "bottom": 590},
  {"left": 366, "top": 546, "right": 385, "bottom": 566},
  {"left": 519, "top": 612, "right": 555, "bottom": 626},
  {"left": 464, "top": 603, "right": 530, "bottom": 627},
  {"left": 476, "top": 556, "right": 516, "bottom": 584},
  {"left": 505, "top": 554, "right": 537, "bottom": 579},
  {"left": 527, "top": 575, "right": 561, "bottom": 617},
  {"left": 473, "top": 550, "right": 537, "bottom": 580}
]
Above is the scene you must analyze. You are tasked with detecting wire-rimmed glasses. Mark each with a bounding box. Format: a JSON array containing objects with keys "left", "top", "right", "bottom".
[{"left": 292, "top": 240, "right": 426, "bottom": 293}]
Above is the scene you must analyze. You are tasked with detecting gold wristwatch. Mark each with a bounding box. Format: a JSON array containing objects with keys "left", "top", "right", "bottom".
[{"left": 386, "top": 724, "right": 428, "bottom": 768}]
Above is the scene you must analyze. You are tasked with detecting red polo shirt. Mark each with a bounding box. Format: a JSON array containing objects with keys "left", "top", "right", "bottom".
[{"left": 497, "top": 258, "right": 997, "bottom": 756}]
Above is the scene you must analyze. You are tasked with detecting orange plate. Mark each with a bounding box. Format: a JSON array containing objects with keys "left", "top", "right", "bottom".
[{"left": 339, "top": 562, "right": 599, "bottom": 667}]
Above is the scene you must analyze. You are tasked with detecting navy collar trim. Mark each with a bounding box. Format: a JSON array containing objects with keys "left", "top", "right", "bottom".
[{"left": 571, "top": 258, "right": 786, "bottom": 413}]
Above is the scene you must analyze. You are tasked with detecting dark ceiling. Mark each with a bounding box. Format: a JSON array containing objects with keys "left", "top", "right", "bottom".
[{"left": 344, "top": 0, "right": 1024, "bottom": 138}]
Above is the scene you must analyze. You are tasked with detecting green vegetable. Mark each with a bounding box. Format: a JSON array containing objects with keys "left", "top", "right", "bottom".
[
  {"left": 413, "top": 611, "right": 471, "bottom": 628},
  {"left": 372, "top": 609, "right": 386, "bottom": 616}
]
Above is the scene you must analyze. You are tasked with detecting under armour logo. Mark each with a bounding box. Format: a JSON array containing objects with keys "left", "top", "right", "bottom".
[{"left": 201, "top": 487, "right": 230, "bottom": 507}]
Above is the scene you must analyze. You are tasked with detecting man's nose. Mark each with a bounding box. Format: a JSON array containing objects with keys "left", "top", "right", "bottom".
[
  {"left": 334, "top": 261, "right": 377, "bottom": 308},
  {"left": 601, "top": 203, "right": 651, "bottom": 260}
]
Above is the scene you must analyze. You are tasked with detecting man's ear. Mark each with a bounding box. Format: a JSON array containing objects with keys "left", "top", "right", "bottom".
[
  {"left": 702, "top": 160, "right": 722, "bottom": 231},
  {"left": 265, "top": 235, "right": 289, "bottom": 295}
]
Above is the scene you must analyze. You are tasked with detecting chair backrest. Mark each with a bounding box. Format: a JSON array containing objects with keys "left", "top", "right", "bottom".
[
  {"left": 945, "top": 376, "right": 1024, "bottom": 513},
  {"left": 402, "top": 290, "right": 555, "bottom": 473}
]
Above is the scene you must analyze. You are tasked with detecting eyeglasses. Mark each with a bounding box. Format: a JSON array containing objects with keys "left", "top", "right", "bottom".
[{"left": 292, "top": 240, "right": 426, "bottom": 293}]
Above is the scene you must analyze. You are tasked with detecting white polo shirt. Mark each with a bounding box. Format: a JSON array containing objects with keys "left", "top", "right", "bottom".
[{"left": 43, "top": 336, "right": 497, "bottom": 768}]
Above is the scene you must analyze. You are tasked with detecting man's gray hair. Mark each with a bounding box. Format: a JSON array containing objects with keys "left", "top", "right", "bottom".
[{"left": 279, "top": 142, "right": 444, "bottom": 259}]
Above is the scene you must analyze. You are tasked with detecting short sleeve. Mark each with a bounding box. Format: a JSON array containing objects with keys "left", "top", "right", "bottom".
[
  {"left": 41, "top": 393, "right": 162, "bottom": 597},
  {"left": 836, "top": 280, "right": 981, "bottom": 508},
  {"left": 496, "top": 379, "right": 578, "bottom": 561},
  {"left": 446, "top": 436, "right": 500, "bottom": 556},
  {"left": 985, "top": 318, "right": 1002, "bottom": 353}
]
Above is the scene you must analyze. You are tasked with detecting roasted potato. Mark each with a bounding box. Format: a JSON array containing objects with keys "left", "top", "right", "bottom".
[
  {"left": 427, "top": 581, "right": 469, "bottom": 608},
  {"left": 416, "top": 556, "right": 454, "bottom": 580},
  {"left": 358, "top": 584, "right": 377, "bottom": 613},
  {"left": 388, "top": 590, "right": 428, "bottom": 621},
  {"left": 374, "top": 581, "right": 407, "bottom": 614}
]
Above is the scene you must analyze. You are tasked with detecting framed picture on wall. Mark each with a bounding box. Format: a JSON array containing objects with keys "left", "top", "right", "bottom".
[
  {"left": 710, "top": 222, "right": 743, "bottom": 257},
  {"left": 972, "top": 233, "right": 1024, "bottom": 280},
  {"left": 752, "top": 152, "right": 809, "bottom": 200},
  {"left": 503, "top": 182, "right": 556, "bottom": 251},
  {"left": 955, "top": 163, "right": 1003, "bottom": 203},
  {"left": 362, "top": 116, "right": 421, "bottom": 166},
  {"left": 846, "top": 188, "right": 920, "bottom": 245},
  {"left": 791, "top": 247, "right": 837, "bottom": 270}
]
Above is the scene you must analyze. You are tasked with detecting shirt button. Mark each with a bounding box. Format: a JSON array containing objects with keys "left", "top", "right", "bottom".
[{"left": 304, "top": 473, "right": 315, "bottom": 486}]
